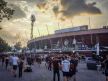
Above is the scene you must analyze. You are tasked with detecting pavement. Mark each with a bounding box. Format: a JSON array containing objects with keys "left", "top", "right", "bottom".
[{"left": 0, "top": 61, "right": 105, "bottom": 81}]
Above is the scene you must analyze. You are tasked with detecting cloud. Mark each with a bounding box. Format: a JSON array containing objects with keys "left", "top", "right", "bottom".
[
  {"left": 0, "top": 27, "right": 16, "bottom": 42},
  {"left": 0, "top": 26, "right": 27, "bottom": 45},
  {"left": 8, "top": 4, "right": 26, "bottom": 19},
  {"left": 100, "top": 0, "right": 108, "bottom": 13},
  {"left": 6, "top": 0, "right": 49, "bottom": 13},
  {"left": 36, "top": 2, "right": 48, "bottom": 12},
  {"left": 53, "top": 0, "right": 102, "bottom": 20},
  {"left": 52, "top": 0, "right": 59, "bottom": 1},
  {"left": 26, "top": 0, "right": 46, "bottom": 3},
  {"left": 8, "top": 0, "right": 47, "bottom": 4}
]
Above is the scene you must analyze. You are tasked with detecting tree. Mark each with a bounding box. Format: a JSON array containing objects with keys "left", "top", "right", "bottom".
[
  {"left": 0, "top": 37, "right": 11, "bottom": 52},
  {"left": 0, "top": 0, "right": 14, "bottom": 22},
  {"left": 14, "top": 42, "right": 22, "bottom": 51},
  {"left": 0, "top": 25, "right": 3, "bottom": 30},
  {"left": 0, "top": 27, "right": 2, "bottom": 30}
]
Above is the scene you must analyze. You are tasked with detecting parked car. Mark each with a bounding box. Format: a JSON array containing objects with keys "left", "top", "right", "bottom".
[{"left": 86, "top": 57, "right": 97, "bottom": 70}]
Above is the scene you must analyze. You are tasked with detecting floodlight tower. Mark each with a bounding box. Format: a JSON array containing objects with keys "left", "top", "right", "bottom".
[{"left": 30, "top": 14, "right": 36, "bottom": 39}]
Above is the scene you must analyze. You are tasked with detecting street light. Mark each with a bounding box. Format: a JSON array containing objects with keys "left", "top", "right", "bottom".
[{"left": 30, "top": 14, "right": 36, "bottom": 39}]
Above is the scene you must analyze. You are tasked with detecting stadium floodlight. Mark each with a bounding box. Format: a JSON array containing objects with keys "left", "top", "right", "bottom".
[{"left": 30, "top": 14, "right": 36, "bottom": 39}]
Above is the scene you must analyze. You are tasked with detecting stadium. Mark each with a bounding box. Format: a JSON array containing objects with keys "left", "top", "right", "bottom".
[{"left": 27, "top": 25, "right": 108, "bottom": 56}]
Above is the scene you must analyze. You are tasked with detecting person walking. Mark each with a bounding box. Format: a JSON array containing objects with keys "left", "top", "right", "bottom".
[
  {"left": 5, "top": 56, "right": 9, "bottom": 70},
  {"left": 52, "top": 57, "right": 60, "bottom": 81},
  {"left": 61, "top": 56, "right": 70, "bottom": 81},
  {"left": 1, "top": 55, "right": 5, "bottom": 67},
  {"left": 11, "top": 55, "right": 19, "bottom": 77},
  {"left": 69, "top": 55, "right": 78, "bottom": 81},
  {"left": 18, "top": 57, "right": 24, "bottom": 78},
  {"left": 48, "top": 57, "right": 52, "bottom": 71}
]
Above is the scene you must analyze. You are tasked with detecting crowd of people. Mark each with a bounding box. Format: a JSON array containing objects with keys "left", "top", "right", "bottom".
[
  {"left": 0, "top": 54, "right": 34, "bottom": 78},
  {"left": 0, "top": 52, "right": 108, "bottom": 81},
  {"left": 45, "top": 53, "right": 79, "bottom": 81}
]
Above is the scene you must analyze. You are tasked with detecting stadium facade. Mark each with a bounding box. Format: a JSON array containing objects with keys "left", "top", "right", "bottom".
[{"left": 27, "top": 25, "right": 108, "bottom": 55}]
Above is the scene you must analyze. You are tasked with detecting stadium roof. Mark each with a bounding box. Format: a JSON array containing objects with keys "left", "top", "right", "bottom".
[{"left": 28, "top": 28, "right": 108, "bottom": 44}]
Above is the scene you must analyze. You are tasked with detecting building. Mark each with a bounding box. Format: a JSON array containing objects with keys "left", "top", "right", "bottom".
[{"left": 27, "top": 25, "right": 108, "bottom": 55}]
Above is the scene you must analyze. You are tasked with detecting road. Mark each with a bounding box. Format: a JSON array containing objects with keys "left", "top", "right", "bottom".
[{"left": 0, "top": 62, "right": 105, "bottom": 81}]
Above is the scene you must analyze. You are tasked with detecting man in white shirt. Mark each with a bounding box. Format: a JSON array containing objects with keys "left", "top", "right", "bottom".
[
  {"left": 12, "top": 55, "right": 19, "bottom": 77},
  {"left": 61, "top": 56, "right": 70, "bottom": 81}
]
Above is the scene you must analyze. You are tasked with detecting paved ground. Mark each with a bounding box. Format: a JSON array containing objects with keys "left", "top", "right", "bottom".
[{"left": 0, "top": 62, "right": 105, "bottom": 81}]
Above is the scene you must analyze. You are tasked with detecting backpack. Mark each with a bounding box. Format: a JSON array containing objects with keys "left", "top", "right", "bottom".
[{"left": 24, "top": 65, "right": 32, "bottom": 72}]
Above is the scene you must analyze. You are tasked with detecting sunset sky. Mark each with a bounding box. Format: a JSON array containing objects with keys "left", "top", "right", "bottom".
[{"left": 0, "top": 0, "right": 108, "bottom": 46}]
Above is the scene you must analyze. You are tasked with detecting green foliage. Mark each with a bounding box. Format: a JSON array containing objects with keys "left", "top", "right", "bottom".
[
  {"left": 0, "top": 0, "right": 14, "bottom": 22},
  {"left": 0, "top": 37, "right": 11, "bottom": 52}
]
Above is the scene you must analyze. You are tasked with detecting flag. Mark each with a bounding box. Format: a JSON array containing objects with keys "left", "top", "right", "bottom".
[{"left": 96, "top": 43, "right": 99, "bottom": 55}]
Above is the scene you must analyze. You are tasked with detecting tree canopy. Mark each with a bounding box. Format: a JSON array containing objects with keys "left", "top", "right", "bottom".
[
  {"left": 0, "top": 27, "right": 2, "bottom": 30},
  {"left": 0, "top": 37, "right": 11, "bottom": 52},
  {"left": 0, "top": 0, "right": 14, "bottom": 22},
  {"left": 14, "top": 42, "right": 22, "bottom": 51}
]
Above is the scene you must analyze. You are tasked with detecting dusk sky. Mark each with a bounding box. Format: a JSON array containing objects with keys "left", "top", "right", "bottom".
[{"left": 0, "top": 0, "right": 108, "bottom": 46}]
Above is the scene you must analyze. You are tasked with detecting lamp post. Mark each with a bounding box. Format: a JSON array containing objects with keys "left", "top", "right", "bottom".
[{"left": 30, "top": 14, "right": 36, "bottom": 39}]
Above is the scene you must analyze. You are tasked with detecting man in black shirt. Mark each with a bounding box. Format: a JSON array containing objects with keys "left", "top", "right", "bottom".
[
  {"left": 18, "top": 57, "right": 24, "bottom": 78},
  {"left": 69, "top": 56, "right": 78, "bottom": 81},
  {"left": 52, "top": 57, "right": 60, "bottom": 81}
]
